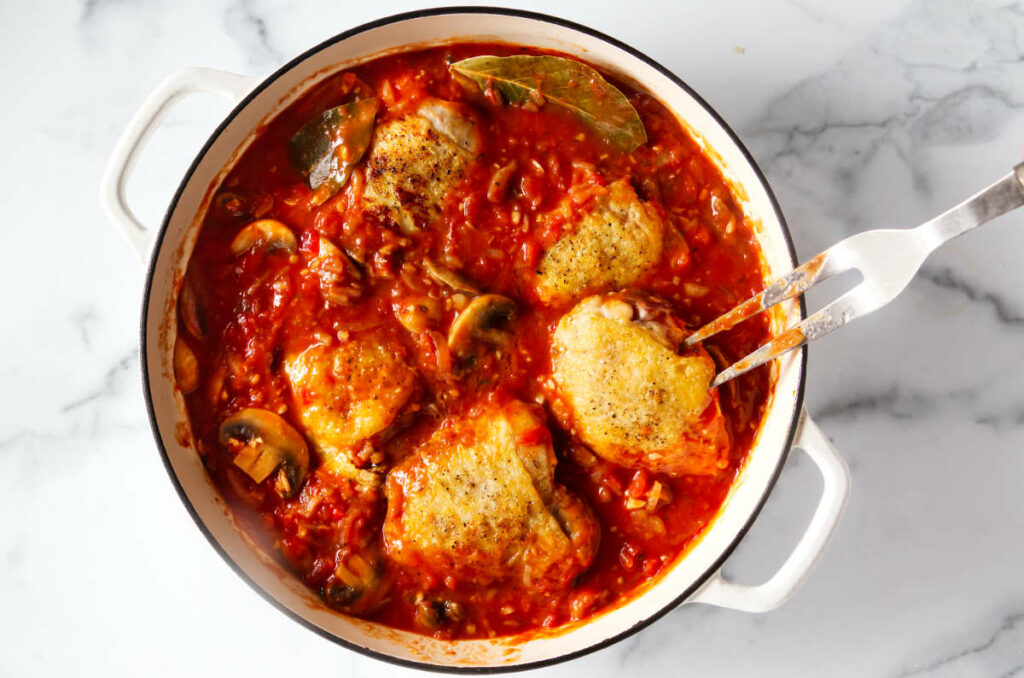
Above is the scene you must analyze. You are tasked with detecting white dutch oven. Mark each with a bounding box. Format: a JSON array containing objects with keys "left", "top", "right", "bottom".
[{"left": 101, "top": 8, "right": 850, "bottom": 672}]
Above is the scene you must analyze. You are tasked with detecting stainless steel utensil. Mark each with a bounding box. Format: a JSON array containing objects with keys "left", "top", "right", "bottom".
[{"left": 689, "top": 163, "right": 1024, "bottom": 387}]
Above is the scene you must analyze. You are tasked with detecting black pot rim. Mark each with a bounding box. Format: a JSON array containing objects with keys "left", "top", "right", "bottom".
[{"left": 139, "top": 6, "right": 808, "bottom": 674}]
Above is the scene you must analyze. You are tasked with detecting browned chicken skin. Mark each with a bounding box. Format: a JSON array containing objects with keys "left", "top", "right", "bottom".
[
  {"left": 283, "top": 335, "right": 416, "bottom": 486},
  {"left": 362, "top": 98, "right": 482, "bottom": 233},
  {"left": 535, "top": 179, "right": 665, "bottom": 303},
  {"left": 383, "top": 401, "right": 599, "bottom": 589},
  {"left": 550, "top": 293, "right": 730, "bottom": 476}
]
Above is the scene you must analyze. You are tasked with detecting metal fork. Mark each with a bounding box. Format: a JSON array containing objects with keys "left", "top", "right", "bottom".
[{"left": 688, "top": 163, "right": 1024, "bottom": 387}]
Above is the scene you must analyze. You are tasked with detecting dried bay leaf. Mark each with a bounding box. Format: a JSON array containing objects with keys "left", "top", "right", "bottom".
[
  {"left": 290, "top": 97, "right": 379, "bottom": 205},
  {"left": 450, "top": 54, "right": 646, "bottom": 152}
]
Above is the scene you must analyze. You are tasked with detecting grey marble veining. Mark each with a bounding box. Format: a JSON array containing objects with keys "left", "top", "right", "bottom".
[{"left": 1, "top": 0, "right": 1022, "bottom": 676}]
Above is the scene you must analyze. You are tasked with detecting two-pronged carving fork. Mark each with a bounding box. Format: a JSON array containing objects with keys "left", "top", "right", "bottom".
[{"left": 688, "top": 163, "right": 1024, "bottom": 387}]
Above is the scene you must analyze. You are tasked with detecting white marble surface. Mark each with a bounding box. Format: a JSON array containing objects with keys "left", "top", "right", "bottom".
[{"left": 2, "top": 0, "right": 1023, "bottom": 675}]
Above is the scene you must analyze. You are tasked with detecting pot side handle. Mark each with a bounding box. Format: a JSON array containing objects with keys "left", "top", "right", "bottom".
[
  {"left": 690, "top": 408, "right": 850, "bottom": 612},
  {"left": 99, "top": 67, "right": 259, "bottom": 262}
]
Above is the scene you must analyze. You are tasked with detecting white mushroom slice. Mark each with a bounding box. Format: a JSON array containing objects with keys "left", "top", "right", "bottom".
[
  {"left": 219, "top": 408, "right": 310, "bottom": 496},
  {"left": 308, "top": 238, "right": 362, "bottom": 305},
  {"left": 422, "top": 258, "right": 480, "bottom": 295},
  {"left": 230, "top": 219, "right": 298, "bottom": 256},
  {"left": 179, "top": 277, "right": 206, "bottom": 341},
  {"left": 173, "top": 337, "right": 199, "bottom": 394},
  {"left": 324, "top": 550, "right": 387, "bottom": 615},
  {"left": 487, "top": 160, "right": 518, "bottom": 203},
  {"left": 447, "top": 294, "right": 517, "bottom": 360},
  {"left": 393, "top": 295, "right": 442, "bottom": 334}
]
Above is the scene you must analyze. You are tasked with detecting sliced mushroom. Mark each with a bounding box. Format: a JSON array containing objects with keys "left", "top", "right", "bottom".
[
  {"left": 218, "top": 408, "right": 310, "bottom": 497},
  {"left": 487, "top": 160, "right": 518, "bottom": 203},
  {"left": 422, "top": 258, "right": 480, "bottom": 295},
  {"left": 414, "top": 598, "right": 467, "bottom": 632},
  {"left": 173, "top": 337, "right": 199, "bottom": 394},
  {"left": 393, "top": 295, "right": 443, "bottom": 334},
  {"left": 447, "top": 294, "right": 517, "bottom": 360},
  {"left": 215, "top": 191, "right": 247, "bottom": 219},
  {"left": 308, "top": 238, "right": 362, "bottom": 305},
  {"left": 179, "top": 277, "right": 206, "bottom": 341},
  {"left": 324, "top": 551, "right": 387, "bottom": 615},
  {"left": 229, "top": 219, "right": 298, "bottom": 256}
]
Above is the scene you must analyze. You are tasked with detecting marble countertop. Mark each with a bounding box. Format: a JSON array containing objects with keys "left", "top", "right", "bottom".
[{"left": 3, "top": 0, "right": 1023, "bottom": 675}]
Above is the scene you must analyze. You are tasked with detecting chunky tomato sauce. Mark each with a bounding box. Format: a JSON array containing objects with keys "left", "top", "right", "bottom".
[{"left": 178, "top": 43, "right": 771, "bottom": 639}]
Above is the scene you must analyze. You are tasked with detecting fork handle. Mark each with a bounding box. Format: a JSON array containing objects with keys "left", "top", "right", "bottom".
[
  {"left": 914, "top": 163, "right": 1024, "bottom": 251},
  {"left": 710, "top": 161, "right": 1024, "bottom": 387}
]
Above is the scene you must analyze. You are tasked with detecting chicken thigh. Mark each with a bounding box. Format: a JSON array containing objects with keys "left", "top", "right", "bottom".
[
  {"left": 535, "top": 179, "right": 664, "bottom": 304},
  {"left": 362, "top": 98, "right": 482, "bottom": 233},
  {"left": 550, "top": 293, "right": 730, "bottom": 476},
  {"left": 383, "top": 401, "right": 598, "bottom": 589},
  {"left": 283, "top": 335, "right": 416, "bottom": 485}
]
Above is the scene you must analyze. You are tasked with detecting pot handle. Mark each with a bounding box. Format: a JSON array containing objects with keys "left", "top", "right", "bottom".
[
  {"left": 690, "top": 408, "right": 850, "bottom": 612},
  {"left": 100, "top": 67, "right": 258, "bottom": 262}
]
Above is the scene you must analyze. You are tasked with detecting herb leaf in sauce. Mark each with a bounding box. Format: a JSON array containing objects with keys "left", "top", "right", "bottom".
[
  {"left": 290, "top": 97, "right": 379, "bottom": 204},
  {"left": 450, "top": 55, "right": 646, "bottom": 153}
]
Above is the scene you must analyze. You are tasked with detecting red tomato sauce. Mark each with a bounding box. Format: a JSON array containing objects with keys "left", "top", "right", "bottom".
[{"left": 178, "top": 43, "right": 772, "bottom": 640}]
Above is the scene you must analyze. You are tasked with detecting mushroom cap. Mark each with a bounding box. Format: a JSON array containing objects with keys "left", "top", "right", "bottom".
[
  {"left": 219, "top": 408, "right": 310, "bottom": 496},
  {"left": 307, "top": 238, "right": 363, "bottom": 305},
  {"left": 173, "top": 337, "right": 199, "bottom": 394},
  {"left": 447, "top": 294, "right": 517, "bottom": 360},
  {"left": 178, "top": 276, "right": 207, "bottom": 341},
  {"left": 229, "top": 219, "right": 298, "bottom": 256},
  {"left": 422, "top": 258, "right": 480, "bottom": 295}
]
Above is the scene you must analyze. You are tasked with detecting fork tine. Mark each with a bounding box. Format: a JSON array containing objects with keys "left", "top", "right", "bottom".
[
  {"left": 710, "top": 290, "right": 863, "bottom": 388},
  {"left": 685, "top": 250, "right": 839, "bottom": 347}
]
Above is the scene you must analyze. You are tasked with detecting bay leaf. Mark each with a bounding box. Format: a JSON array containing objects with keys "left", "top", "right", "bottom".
[
  {"left": 450, "top": 55, "right": 646, "bottom": 153},
  {"left": 290, "top": 97, "right": 379, "bottom": 205}
]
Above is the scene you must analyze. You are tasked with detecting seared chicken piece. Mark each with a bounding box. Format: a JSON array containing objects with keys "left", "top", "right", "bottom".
[
  {"left": 283, "top": 335, "right": 415, "bottom": 485},
  {"left": 384, "top": 401, "right": 598, "bottom": 588},
  {"left": 550, "top": 294, "right": 730, "bottom": 476},
  {"left": 362, "top": 98, "right": 481, "bottom": 233},
  {"left": 535, "top": 179, "right": 665, "bottom": 304}
]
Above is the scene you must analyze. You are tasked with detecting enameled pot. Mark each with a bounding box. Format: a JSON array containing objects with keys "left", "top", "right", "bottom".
[{"left": 101, "top": 7, "right": 850, "bottom": 672}]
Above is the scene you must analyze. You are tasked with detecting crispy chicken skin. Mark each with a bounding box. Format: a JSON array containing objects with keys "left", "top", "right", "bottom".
[
  {"left": 535, "top": 179, "right": 665, "bottom": 304},
  {"left": 362, "top": 98, "right": 481, "bottom": 232},
  {"left": 550, "top": 294, "right": 730, "bottom": 476},
  {"left": 383, "top": 401, "right": 599, "bottom": 588},
  {"left": 283, "top": 336, "right": 415, "bottom": 485}
]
